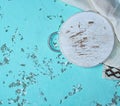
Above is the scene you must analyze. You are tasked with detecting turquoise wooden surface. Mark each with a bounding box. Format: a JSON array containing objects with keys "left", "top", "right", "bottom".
[{"left": 0, "top": 0, "right": 120, "bottom": 106}]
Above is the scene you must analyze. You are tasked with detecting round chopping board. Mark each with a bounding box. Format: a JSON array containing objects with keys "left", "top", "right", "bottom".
[{"left": 59, "top": 11, "right": 115, "bottom": 67}]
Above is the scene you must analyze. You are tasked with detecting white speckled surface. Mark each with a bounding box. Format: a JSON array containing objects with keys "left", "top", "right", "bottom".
[{"left": 59, "top": 12, "right": 115, "bottom": 67}]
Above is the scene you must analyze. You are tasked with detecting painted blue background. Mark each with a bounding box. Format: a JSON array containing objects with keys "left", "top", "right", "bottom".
[{"left": 0, "top": 0, "right": 120, "bottom": 106}]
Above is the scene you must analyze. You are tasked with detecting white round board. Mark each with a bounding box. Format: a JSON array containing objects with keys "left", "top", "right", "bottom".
[{"left": 59, "top": 12, "right": 115, "bottom": 67}]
